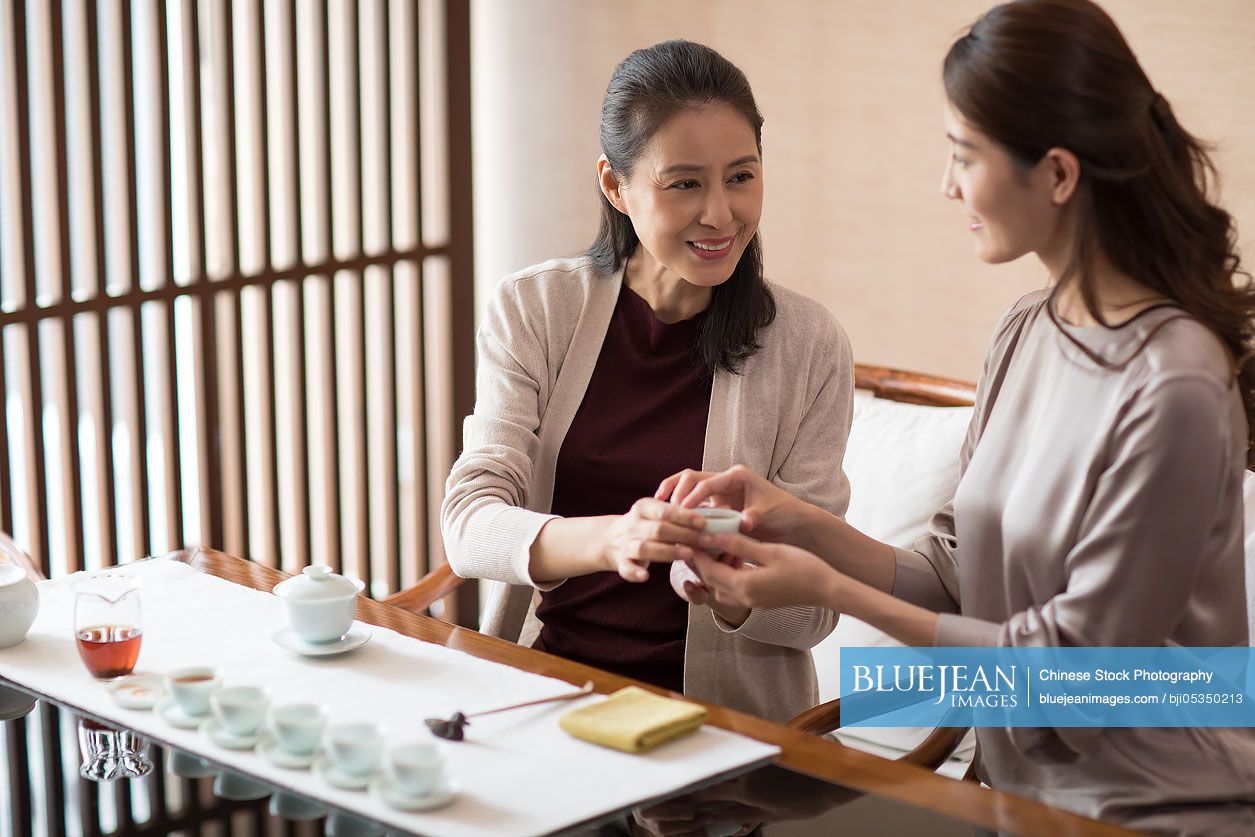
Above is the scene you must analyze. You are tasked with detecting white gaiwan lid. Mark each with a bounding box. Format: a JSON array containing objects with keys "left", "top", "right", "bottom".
[
  {"left": 272, "top": 565, "right": 362, "bottom": 602},
  {"left": 0, "top": 565, "right": 29, "bottom": 587}
]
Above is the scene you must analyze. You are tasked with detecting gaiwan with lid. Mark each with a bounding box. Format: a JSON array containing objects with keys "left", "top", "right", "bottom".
[
  {"left": 0, "top": 535, "right": 38, "bottom": 648},
  {"left": 272, "top": 566, "right": 364, "bottom": 644}
]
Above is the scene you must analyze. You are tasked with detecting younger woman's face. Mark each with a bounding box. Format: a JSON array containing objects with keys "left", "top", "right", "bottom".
[
  {"left": 603, "top": 103, "right": 763, "bottom": 288},
  {"left": 940, "top": 103, "right": 1064, "bottom": 265}
]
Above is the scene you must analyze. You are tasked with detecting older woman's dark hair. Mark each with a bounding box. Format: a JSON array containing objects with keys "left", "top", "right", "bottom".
[
  {"left": 944, "top": 0, "right": 1255, "bottom": 464},
  {"left": 588, "top": 40, "right": 774, "bottom": 376}
]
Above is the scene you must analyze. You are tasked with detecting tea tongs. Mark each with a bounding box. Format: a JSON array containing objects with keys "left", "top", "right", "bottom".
[{"left": 425, "top": 680, "right": 595, "bottom": 741}]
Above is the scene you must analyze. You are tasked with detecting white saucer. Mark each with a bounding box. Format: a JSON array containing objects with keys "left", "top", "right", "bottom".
[
  {"left": 201, "top": 717, "right": 262, "bottom": 750},
  {"left": 369, "top": 775, "right": 460, "bottom": 812},
  {"left": 271, "top": 627, "right": 371, "bottom": 657},
  {"left": 155, "top": 697, "right": 210, "bottom": 729},
  {"left": 256, "top": 733, "right": 318, "bottom": 769},
  {"left": 107, "top": 675, "right": 165, "bottom": 710},
  {"left": 314, "top": 755, "right": 375, "bottom": 790}
]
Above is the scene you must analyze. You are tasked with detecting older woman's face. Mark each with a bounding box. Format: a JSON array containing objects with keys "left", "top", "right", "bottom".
[{"left": 613, "top": 103, "right": 763, "bottom": 287}]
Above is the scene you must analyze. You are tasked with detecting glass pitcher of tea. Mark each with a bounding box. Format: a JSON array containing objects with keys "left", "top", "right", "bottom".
[{"left": 74, "top": 574, "right": 143, "bottom": 679}]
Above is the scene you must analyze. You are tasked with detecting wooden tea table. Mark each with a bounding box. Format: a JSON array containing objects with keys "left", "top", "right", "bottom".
[{"left": 0, "top": 548, "right": 1141, "bottom": 836}]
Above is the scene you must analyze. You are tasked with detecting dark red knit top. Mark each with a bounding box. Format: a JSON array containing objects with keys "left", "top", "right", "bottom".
[{"left": 533, "top": 285, "right": 712, "bottom": 692}]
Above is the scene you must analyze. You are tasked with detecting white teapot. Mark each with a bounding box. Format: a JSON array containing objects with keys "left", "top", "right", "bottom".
[
  {"left": 272, "top": 565, "right": 364, "bottom": 644},
  {"left": 0, "top": 535, "right": 38, "bottom": 648}
]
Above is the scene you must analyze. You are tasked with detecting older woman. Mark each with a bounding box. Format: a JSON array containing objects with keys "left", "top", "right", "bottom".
[{"left": 441, "top": 40, "right": 854, "bottom": 723}]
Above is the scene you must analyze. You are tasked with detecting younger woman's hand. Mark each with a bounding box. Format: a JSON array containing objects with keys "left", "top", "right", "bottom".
[
  {"left": 656, "top": 465, "right": 810, "bottom": 544},
  {"left": 669, "top": 560, "right": 708, "bottom": 603},
  {"left": 600, "top": 498, "right": 708, "bottom": 582},
  {"left": 679, "top": 532, "right": 841, "bottom": 611}
]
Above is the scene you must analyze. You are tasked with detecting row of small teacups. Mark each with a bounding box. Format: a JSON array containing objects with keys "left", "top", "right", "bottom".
[{"left": 161, "top": 665, "right": 449, "bottom": 802}]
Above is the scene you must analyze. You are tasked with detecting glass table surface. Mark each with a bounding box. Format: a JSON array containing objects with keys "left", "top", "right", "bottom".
[{"left": 0, "top": 677, "right": 984, "bottom": 837}]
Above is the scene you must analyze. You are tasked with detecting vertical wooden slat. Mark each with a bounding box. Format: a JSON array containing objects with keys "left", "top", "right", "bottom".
[
  {"left": 187, "top": 0, "right": 222, "bottom": 551},
  {"left": 84, "top": 0, "right": 120, "bottom": 569},
  {"left": 119, "top": 0, "right": 152, "bottom": 561},
  {"left": 144, "top": 742, "right": 169, "bottom": 832},
  {"left": 0, "top": 0, "right": 9, "bottom": 537},
  {"left": 0, "top": 323, "right": 11, "bottom": 536},
  {"left": 396, "top": 0, "right": 429, "bottom": 591},
  {"left": 11, "top": 0, "right": 52, "bottom": 578},
  {"left": 361, "top": 0, "right": 396, "bottom": 595},
  {"left": 378, "top": 0, "right": 400, "bottom": 594},
  {"left": 445, "top": 0, "right": 477, "bottom": 624},
  {"left": 347, "top": 0, "right": 372, "bottom": 592},
  {"left": 154, "top": 0, "right": 185, "bottom": 551},
  {"left": 180, "top": 775, "right": 203, "bottom": 833},
  {"left": 47, "top": 0, "right": 86, "bottom": 575},
  {"left": 113, "top": 776, "right": 134, "bottom": 831},
  {"left": 40, "top": 706, "right": 66, "bottom": 837},
  {"left": 320, "top": 0, "right": 342, "bottom": 573},
  {"left": 254, "top": 0, "right": 282, "bottom": 567},
  {"left": 5, "top": 717, "right": 33, "bottom": 837},
  {"left": 219, "top": 0, "right": 250, "bottom": 560},
  {"left": 286, "top": 0, "right": 312, "bottom": 572},
  {"left": 78, "top": 777, "right": 101, "bottom": 837}
]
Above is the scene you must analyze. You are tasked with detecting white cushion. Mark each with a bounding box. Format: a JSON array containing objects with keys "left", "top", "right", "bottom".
[{"left": 812, "top": 391, "right": 973, "bottom": 756}]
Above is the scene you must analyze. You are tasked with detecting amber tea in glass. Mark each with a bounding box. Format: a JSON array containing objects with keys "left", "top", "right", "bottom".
[
  {"left": 75, "top": 625, "right": 143, "bottom": 679},
  {"left": 74, "top": 574, "right": 143, "bottom": 679}
]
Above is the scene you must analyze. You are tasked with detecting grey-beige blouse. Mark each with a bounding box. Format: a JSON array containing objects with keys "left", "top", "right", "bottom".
[{"left": 892, "top": 289, "right": 1255, "bottom": 834}]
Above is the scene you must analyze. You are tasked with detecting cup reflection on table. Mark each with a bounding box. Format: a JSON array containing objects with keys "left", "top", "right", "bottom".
[
  {"left": 325, "top": 810, "right": 386, "bottom": 837},
  {"left": 633, "top": 768, "right": 863, "bottom": 837},
  {"left": 77, "top": 717, "right": 153, "bottom": 782}
]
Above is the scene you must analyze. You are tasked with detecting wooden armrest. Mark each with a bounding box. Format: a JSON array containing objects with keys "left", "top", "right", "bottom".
[
  {"left": 786, "top": 696, "right": 970, "bottom": 772},
  {"left": 854, "top": 363, "right": 977, "bottom": 408},
  {"left": 382, "top": 563, "right": 466, "bottom": 614},
  {"left": 787, "top": 695, "right": 844, "bottom": 736}
]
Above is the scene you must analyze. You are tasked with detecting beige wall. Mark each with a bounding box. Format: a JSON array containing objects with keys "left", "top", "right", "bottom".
[{"left": 472, "top": 0, "right": 1255, "bottom": 381}]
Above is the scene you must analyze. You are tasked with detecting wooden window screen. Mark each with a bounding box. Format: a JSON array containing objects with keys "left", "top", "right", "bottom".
[
  {"left": 0, "top": 0, "right": 475, "bottom": 621},
  {"left": 1, "top": 1, "right": 474, "bottom": 834}
]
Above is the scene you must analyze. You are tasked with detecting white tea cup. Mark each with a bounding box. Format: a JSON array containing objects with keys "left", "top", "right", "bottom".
[
  {"left": 383, "top": 741, "right": 445, "bottom": 797},
  {"left": 696, "top": 507, "right": 742, "bottom": 552},
  {"left": 210, "top": 686, "right": 270, "bottom": 737},
  {"left": 269, "top": 703, "right": 328, "bottom": 756},
  {"left": 164, "top": 666, "right": 221, "bottom": 718},
  {"left": 326, "top": 722, "right": 384, "bottom": 777}
]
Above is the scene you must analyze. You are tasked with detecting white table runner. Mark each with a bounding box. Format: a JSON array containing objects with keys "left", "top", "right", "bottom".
[{"left": 0, "top": 559, "right": 778, "bottom": 836}]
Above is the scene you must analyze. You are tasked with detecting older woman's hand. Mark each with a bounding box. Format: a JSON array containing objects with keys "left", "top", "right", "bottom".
[
  {"left": 655, "top": 465, "right": 812, "bottom": 545},
  {"left": 679, "top": 532, "right": 841, "bottom": 611},
  {"left": 599, "top": 498, "right": 709, "bottom": 583}
]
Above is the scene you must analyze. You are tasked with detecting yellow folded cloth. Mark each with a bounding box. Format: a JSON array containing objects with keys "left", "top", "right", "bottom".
[{"left": 559, "top": 686, "right": 706, "bottom": 753}]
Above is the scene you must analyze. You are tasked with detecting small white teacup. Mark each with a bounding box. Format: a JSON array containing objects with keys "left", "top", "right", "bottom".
[
  {"left": 326, "top": 722, "right": 384, "bottom": 777},
  {"left": 210, "top": 686, "right": 270, "bottom": 737},
  {"left": 269, "top": 702, "right": 328, "bottom": 756},
  {"left": 164, "top": 666, "right": 222, "bottom": 718},
  {"left": 384, "top": 741, "right": 445, "bottom": 797},
  {"left": 696, "top": 507, "right": 742, "bottom": 552}
]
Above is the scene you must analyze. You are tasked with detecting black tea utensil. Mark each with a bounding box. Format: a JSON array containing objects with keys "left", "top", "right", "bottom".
[{"left": 425, "top": 680, "right": 595, "bottom": 741}]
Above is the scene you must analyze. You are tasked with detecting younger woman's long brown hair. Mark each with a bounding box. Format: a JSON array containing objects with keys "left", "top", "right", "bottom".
[{"left": 944, "top": 0, "right": 1255, "bottom": 465}]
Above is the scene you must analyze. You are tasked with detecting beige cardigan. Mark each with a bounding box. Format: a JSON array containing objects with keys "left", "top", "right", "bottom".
[{"left": 441, "top": 257, "right": 853, "bottom": 723}]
